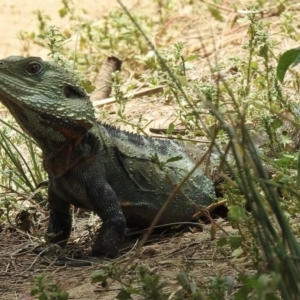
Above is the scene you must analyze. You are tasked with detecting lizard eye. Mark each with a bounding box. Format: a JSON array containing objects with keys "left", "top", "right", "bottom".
[{"left": 24, "top": 62, "right": 42, "bottom": 75}]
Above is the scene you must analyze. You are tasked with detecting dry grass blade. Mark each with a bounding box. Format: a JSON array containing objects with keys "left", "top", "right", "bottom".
[{"left": 0, "top": 120, "right": 45, "bottom": 202}]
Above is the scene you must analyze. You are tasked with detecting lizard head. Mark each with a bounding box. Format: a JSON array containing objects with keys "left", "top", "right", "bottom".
[{"left": 0, "top": 56, "right": 97, "bottom": 144}]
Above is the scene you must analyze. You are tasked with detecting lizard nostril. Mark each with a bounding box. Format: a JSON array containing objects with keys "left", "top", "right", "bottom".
[{"left": 63, "top": 85, "right": 86, "bottom": 99}]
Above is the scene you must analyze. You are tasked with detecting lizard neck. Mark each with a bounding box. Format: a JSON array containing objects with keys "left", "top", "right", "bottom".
[
  {"left": 5, "top": 101, "right": 97, "bottom": 177},
  {"left": 43, "top": 131, "right": 99, "bottom": 177}
]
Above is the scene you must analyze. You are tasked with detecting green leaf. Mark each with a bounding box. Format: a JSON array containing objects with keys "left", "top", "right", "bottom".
[
  {"left": 185, "top": 54, "right": 199, "bottom": 61},
  {"left": 177, "top": 273, "right": 192, "bottom": 291},
  {"left": 234, "top": 286, "right": 251, "bottom": 299},
  {"left": 271, "top": 118, "right": 283, "bottom": 130},
  {"left": 228, "top": 205, "right": 248, "bottom": 223},
  {"left": 126, "top": 287, "right": 140, "bottom": 295},
  {"left": 207, "top": 5, "right": 224, "bottom": 22},
  {"left": 217, "top": 237, "right": 228, "bottom": 247},
  {"left": 117, "top": 289, "right": 132, "bottom": 300},
  {"left": 81, "top": 80, "right": 96, "bottom": 93},
  {"left": 58, "top": 291, "right": 69, "bottom": 300},
  {"left": 276, "top": 47, "right": 300, "bottom": 82},
  {"left": 166, "top": 156, "right": 183, "bottom": 163},
  {"left": 90, "top": 270, "right": 108, "bottom": 283},
  {"left": 232, "top": 247, "right": 243, "bottom": 257},
  {"left": 59, "top": 8, "right": 68, "bottom": 18},
  {"left": 228, "top": 236, "right": 242, "bottom": 249},
  {"left": 30, "top": 289, "right": 38, "bottom": 296},
  {"left": 292, "top": 52, "right": 300, "bottom": 67},
  {"left": 167, "top": 122, "right": 174, "bottom": 134}
]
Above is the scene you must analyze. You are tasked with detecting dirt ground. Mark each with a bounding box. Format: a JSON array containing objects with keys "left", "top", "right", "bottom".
[
  {"left": 0, "top": 0, "right": 136, "bottom": 57},
  {"left": 0, "top": 1, "right": 297, "bottom": 299}
]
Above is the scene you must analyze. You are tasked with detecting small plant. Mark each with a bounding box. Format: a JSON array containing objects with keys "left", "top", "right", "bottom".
[
  {"left": 92, "top": 264, "right": 173, "bottom": 299},
  {"left": 0, "top": 118, "right": 47, "bottom": 227},
  {"left": 30, "top": 275, "right": 69, "bottom": 300},
  {"left": 0, "top": 120, "right": 45, "bottom": 197}
]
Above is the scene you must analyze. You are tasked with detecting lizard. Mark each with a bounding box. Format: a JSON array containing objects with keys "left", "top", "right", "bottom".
[{"left": 0, "top": 56, "right": 216, "bottom": 258}]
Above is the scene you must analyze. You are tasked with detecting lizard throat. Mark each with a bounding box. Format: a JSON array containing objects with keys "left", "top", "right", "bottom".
[{"left": 39, "top": 112, "right": 93, "bottom": 139}]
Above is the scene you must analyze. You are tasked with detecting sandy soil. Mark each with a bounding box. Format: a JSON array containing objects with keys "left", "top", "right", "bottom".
[{"left": 0, "top": 0, "right": 135, "bottom": 58}]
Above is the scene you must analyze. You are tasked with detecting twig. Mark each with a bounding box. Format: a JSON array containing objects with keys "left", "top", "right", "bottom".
[
  {"left": 91, "top": 55, "right": 122, "bottom": 101},
  {"left": 92, "top": 86, "right": 164, "bottom": 107},
  {"left": 192, "top": 199, "right": 227, "bottom": 219}
]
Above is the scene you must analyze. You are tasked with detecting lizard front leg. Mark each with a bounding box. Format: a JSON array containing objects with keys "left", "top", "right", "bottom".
[
  {"left": 47, "top": 189, "right": 72, "bottom": 248},
  {"left": 88, "top": 179, "right": 127, "bottom": 258}
]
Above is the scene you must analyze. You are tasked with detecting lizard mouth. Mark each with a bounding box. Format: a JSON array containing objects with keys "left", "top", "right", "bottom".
[
  {"left": 39, "top": 112, "right": 93, "bottom": 137},
  {"left": 0, "top": 93, "right": 93, "bottom": 138}
]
